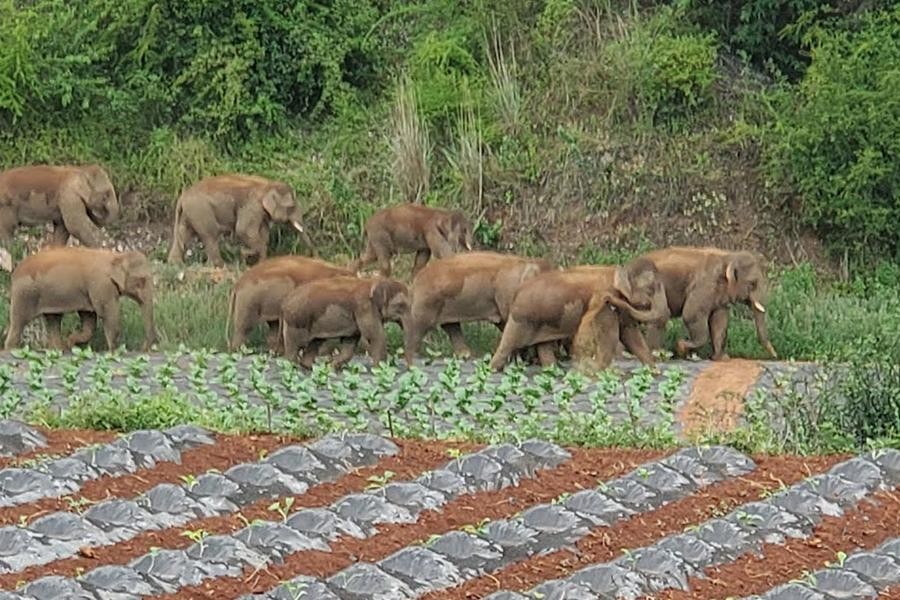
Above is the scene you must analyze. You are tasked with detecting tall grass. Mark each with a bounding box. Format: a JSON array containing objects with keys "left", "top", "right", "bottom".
[
  {"left": 389, "top": 74, "right": 431, "bottom": 203},
  {"left": 486, "top": 27, "right": 521, "bottom": 134},
  {"left": 444, "top": 98, "right": 484, "bottom": 215}
]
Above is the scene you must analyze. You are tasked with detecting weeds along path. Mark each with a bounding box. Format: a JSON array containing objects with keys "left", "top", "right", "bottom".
[
  {"left": 0, "top": 429, "right": 295, "bottom": 525},
  {"left": 154, "top": 447, "right": 660, "bottom": 600},
  {"left": 0, "top": 436, "right": 458, "bottom": 589},
  {"left": 422, "top": 454, "right": 843, "bottom": 600}
]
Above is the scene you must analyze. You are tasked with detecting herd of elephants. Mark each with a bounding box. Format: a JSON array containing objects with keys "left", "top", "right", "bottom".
[{"left": 0, "top": 163, "right": 778, "bottom": 371}]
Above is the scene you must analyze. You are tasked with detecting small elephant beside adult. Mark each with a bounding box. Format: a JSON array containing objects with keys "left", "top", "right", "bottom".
[
  {"left": 489, "top": 259, "right": 670, "bottom": 371},
  {"left": 226, "top": 255, "right": 353, "bottom": 352},
  {"left": 352, "top": 203, "right": 473, "bottom": 277},
  {"left": 4, "top": 247, "right": 156, "bottom": 351},
  {"left": 0, "top": 164, "right": 119, "bottom": 248},
  {"left": 404, "top": 251, "right": 554, "bottom": 365},
  {"left": 641, "top": 246, "right": 777, "bottom": 360},
  {"left": 168, "top": 174, "right": 313, "bottom": 268},
  {"left": 281, "top": 276, "right": 410, "bottom": 369}
]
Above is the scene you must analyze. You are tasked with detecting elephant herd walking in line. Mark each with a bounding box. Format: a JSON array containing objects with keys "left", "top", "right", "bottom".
[{"left": 0, "top": 163, "right": 778, "bottom": 372}]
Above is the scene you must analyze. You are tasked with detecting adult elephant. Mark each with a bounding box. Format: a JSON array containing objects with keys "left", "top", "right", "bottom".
[
  {"left": 281, "top": 276, "right": 410, "bottom": 369},
  {"left": 489, "top": 259, "right": 670, "bottom": 371},
  {"left": 641, "top": 246, "right": 777, "bottom": 360},
  {"left": 0, "top": 164, "right": 119, "bottom": 247},
  {"left": 168, "top": 174, "right": 313, "bottom": 267},
  {"left": 226, "top": 255, "right": 352, "bottom": 352},
  {"left": 404, "top": 251, "right": 554, "bottom": 365},
  {"left": 352, "top": 203, "right": 473, "bottom": 277},
  {"left": 4, "top": 247, "right": 156, "bottom": 351}
]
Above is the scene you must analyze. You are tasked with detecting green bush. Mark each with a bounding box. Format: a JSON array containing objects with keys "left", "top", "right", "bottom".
[
  {"left": 607, "top": 9, "right": 718, "bottom": 127},
  {"left": 766, "top": 7, "right": 900, "bottom": 261}
]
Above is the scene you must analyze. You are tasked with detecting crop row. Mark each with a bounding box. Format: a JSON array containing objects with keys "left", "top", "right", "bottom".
[{"left": 0, "top": 349, "right": 828, "bottom": 442}]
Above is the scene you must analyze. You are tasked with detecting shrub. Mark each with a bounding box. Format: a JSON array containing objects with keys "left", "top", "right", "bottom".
[{"left": 765, "top": 7, "right": 900, "bottom": 262}]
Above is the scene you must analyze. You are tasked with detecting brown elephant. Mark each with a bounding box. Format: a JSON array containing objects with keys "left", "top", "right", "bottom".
[
  {"left": 403, "top": 251, "right": 554, "bottom": 365},
  {"left": 0, "top": 164, "right": 119, "bottom": 248},
  {"left": 641, "top": 246, "right": 777, "bottom": 360},
  {"left": 281, "top": 276, "right": 410, "bottom": 369},
  {"left": 489, "top": 260, "right": 670, "bottom": 371},
  {"left": 226, "top": 255, "right": 352, "bottom": 352},
  {"left": 352, "top": 203, "right": 473, "bottom": 277},
  {"left": 4, "top": 247, "right": 156, "bottom": 351},
  {"left": 168, "top": 174, "right": 313, "bottom": 267}
]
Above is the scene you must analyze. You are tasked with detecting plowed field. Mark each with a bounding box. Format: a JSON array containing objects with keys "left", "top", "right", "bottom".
[{"left": 2, "top": 420, "right": 897, "bottom": 600}]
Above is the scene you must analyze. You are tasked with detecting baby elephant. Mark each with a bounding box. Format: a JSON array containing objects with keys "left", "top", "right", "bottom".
[
  {"left": 5, "top": 247, "right": 156, "bottom": 351},
  {"left": 352, "top": 203, "right": 473, "bottom": 277},
  {"left": 168, "top": 174, "right": 313, "bottom": 267},
  {"left": 281, "top": 276, "right": 410, "bottom": 369}
]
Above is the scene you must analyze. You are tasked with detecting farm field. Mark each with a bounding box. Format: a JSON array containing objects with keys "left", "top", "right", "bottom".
[{"left": 0, "top": 420, "right": 898, "bottom": 599}]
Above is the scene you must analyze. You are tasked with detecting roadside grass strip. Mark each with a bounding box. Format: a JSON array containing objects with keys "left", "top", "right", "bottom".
[
  {"left": 1, "top": 441, "right": 569, "bottom": 600},
  {"left": 482, "top": 449, "right": 900, "bottom": 600},
  {"left": 243, "top": 445, "right": 755, "bottom": 600},
  {"left": 0, "top": 425, "right": 214, "bottom": 510},
  {"left": 0, "top": 433, "right": 399, "bottom": 577},
  {"left": 0, "top": 421, "right": 48, "bottom": 461},
  {"left": 741, "top": 535, "right": 900, "bottom": 600}
]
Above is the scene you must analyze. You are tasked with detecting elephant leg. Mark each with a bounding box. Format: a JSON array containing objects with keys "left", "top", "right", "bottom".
[
  {"left": 43, "top": 314, "right": 65, "bottom": 350},
  {"left": 490, "top": 320, "right": 532, "bottom": 371},
  {"left": 50, "top": 223, "right": 69, "bottom": 247},
  {"left": 709, "top": 307, "right": 730, "bottom": 361},
  {"left": 198, "top": 230, "right": 224, "bottom": 268},
  {"left": 299, "top": 338, "right": 321, "bottom": 369},
  {"left": 441, "top": 323, "right": 472, "bottom": 359},
  {"left": 97, "top": 300, "right": 123, "bottom": 351},
  {"left": 265, "top": 320, "right": 283, "bottom": 354},
  {"left": 0, "top": 209, "right": 17, "bottom": 243},
  {"left": 643, "top": 321, "right": 666, "bottom": 352},
  {"left": 677, "top": 313, "right": 712, "bottom": 358},
  {"left": 67, "top": 311, "right": 97, "bottom": 348},
  {"left": 332, "top": 337, "right": 359, "bottom": 370},
  {"left": 412, "top": 249, "right": 431, "bottom": 276},
  {"left": 236, "top": 211, "right": 267, "bottom": 264},
  {"left": 621, "top": 324, "right": 654, "bottom": 366},
  {"left": 424, "top": 227, "right": 454, "bottom": 259},
  {"left": 536, "top": 342, "right": 557, "bottom": 367},
  {"left": 4, "top": 304, "right": 30, "bottom": 350},
  {"left": 168, "top": 218, "right": 195, "bottom": 264}
]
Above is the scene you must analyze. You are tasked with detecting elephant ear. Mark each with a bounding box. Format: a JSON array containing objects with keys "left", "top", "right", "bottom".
[
  {"left": 260, "top": 186, "right": 279, "bottom": 217},
  {"left": 612, "top": 266, "right": 633, "bottom": 301},
  {"left": 110, "top": 255, "right": 128, "bottom": 292},
  {"left": 435, "top": 213, "right": 453, "bottom": 239}
]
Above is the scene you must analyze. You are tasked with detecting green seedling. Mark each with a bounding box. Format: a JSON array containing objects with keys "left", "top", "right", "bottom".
[
  {"left": 446, "top": 447, "right": 462, "bottom": 459},
  {"left": 180, "top": 528, "right": 209, "bottom": 547},
  {"left": 179, "top": 474, "right": 199, "bottom": 489},
  {"left": 268, "top": 497, "right": 295, "bottom": 521},
  {"left": 366, "top": 470, "right": 395, "bottom": 490}
]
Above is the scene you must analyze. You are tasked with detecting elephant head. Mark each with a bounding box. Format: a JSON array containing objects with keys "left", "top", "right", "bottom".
[
  {"left": 79, "top": 165, "right": 119, "bottom": 224},
  {"left": 438, "top": 210, "right": 473, "bottom": 253},
  {"left": 370, "top": 278, "right": 411, "bottom": 325},
  {"left": 260, "top": 182, "right": 313, "bottom": 248},
  {"left": 110, "top": 251, "right": 157, "bottom": 349},
  {"left": 721, "top": 251, "right": 776, "bottom": 357},
  {"left": 610, "top": 257, "right": 670, "bottom": 323}
]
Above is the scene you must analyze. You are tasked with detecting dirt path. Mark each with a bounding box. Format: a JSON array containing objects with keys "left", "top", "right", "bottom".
[{"left": 678, "top": 359, "right": 763, "bottom": 440}]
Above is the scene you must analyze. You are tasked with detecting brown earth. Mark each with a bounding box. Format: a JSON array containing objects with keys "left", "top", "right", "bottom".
[
  {"left": 426, "top": 454, "right": 846, "bottom": 599},
  {"left": 0, "top": 433, "right": 299, "bottom": 527},
  {"left": 0, "top": 438, "right": 474, "bottom": 590},
  {"left": 0, "top": 427, "right": 117, "bottom": 470},
  {"left": 678, "top": 358, "right": 763, "bottom": 441},
  {"left": 656, "top": 488, "right": 900, "bottom": 599},
  {"left": 154, "top": 447, "right": 665, "bottom": 600}
]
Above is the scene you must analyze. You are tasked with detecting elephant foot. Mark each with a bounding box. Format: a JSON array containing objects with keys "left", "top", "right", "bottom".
[
  {"left": 453, "top": 348, "right": 473, "bottom": 361},
  {"left": 764, "top": 343, "right": 778, "bottom": 359},
  {"left": 675, "top": 339, "right": 690, "bottom": 358},
  {"left": 711, "top": 352, "right": 731, "bottom": 361}
]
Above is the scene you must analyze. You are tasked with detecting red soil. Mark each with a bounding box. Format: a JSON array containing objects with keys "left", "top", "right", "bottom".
[
  {"left": 0, "top": 439, "right": 475, "bottom": 590},
  {"left": 0, "top": 433, "right": 298, "bottom": 527},
  {"left": 426, "top": 454, "right": 846, "bottom": 599},
  {"left": 657, "top": 488, "right": 900, "bottom": 599},
  {"left": 0, "top": 427, "right": 117, "bottom": 470},
  {"left": 155, "top": 447, "right": 665, "bottom": 600}
]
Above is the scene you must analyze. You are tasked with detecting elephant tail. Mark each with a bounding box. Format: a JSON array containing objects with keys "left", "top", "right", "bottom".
[
  {"left": 225, "top": 286, "right": 236, "bottom": 351},
  {"left": 167, "top": 197, "right": 186, "bottom": 264}
]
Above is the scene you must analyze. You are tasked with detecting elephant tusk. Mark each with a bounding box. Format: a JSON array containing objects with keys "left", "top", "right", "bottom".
[
  {"left": 465, "top": 241, "right": 472, "bottom": 251},
  {"left": 752, "top": 301, "right": 766, "bottom": 313},
  {"left": 292, "top": 221, "right": 305, "bottom": 233}
]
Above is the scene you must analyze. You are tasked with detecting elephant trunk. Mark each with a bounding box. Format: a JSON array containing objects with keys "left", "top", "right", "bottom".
[
  {"left": 750, "top": 300, "right": 777, "bottom": 358},
  {"left": 292, "top": 220, "right": 315, "bottom": 255},
  {"left": 611, "top": 285, "right": 670, "bottom": 324},
  {"left": 105, "top": 190, "right": 120, "bottom": 223}
]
